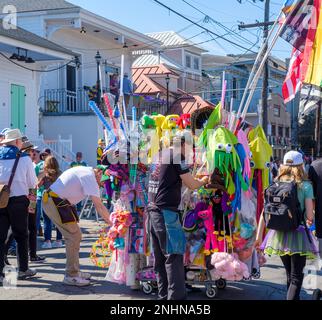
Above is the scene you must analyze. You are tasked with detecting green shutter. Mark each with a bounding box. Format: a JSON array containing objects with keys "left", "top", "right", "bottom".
[{"left": 10, "top": 84, "right": 26, "bottom": 133}]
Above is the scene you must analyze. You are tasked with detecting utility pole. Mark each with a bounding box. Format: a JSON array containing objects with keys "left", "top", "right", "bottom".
[
  {"left": 238, "top": 0, "right": 271, "bottom": 134},
  {"left": 262, "top": 0, "right": 270, "bottom": 135},
  {"left": 315, "top": 103, "right": 321, "bottom": 157}
]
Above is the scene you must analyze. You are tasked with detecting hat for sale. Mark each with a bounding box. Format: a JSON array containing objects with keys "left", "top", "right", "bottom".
[
  {"left": 1, "top": 129, "right": 23, "bottom": 144},
  {"left": 283, "top": 150, "right": 304, "bottom": 166}
]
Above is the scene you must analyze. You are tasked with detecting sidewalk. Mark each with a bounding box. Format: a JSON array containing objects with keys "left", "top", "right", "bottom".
[{"left": 1, "top": 220, "right": 320, "bottom": 300}]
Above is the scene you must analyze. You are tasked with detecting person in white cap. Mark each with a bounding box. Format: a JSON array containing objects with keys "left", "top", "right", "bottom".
[
  {"left": 255, "top": 150, "right": 318, "bottom": 300},
  {"left": 0, "top": 129, "right": 38, "bottom": 285}
]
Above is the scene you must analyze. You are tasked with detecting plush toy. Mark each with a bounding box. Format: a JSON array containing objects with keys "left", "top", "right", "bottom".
[
  {"left": 152, "top": 114, "right": 165, "bottom": 139},
  {"left": 140, "top": 114, "right": 156, "bottom": 132},
  {"left": 176, "top": 113, "right": 191, "bottom": 130},
  {"left": 197, "top": 205, "right": 219, "bottom": 255},
  {"left": 206, "top": 126, "right": 248, "bottom": 195},
  {"left": 161, "top": 114, "right": 180, "bottom": 131},
  {"left": 210, "top": 252, "right": 250, "bottom": 281},
  {"left": 248, "top": 126, "right": 273, "bottom": 222},
  {"left": 106, "top": 210, "right": 132, "bottom": 251}
]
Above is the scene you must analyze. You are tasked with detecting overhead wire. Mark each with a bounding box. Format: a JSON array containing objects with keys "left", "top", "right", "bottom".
[{"left": 151, "top": 0, "right": 257, "bottom": 53}]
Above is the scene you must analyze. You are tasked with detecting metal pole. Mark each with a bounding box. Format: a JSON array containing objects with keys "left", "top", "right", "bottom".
[
  {"left": 315, "top": 103, "right": 321, "bottom": 157},
  {"left": 261, "top": 0, "right": 270, "bottom": 135},
  {"left": 236, "top": 10, "right": 282, "bottom": 121},
  {"left": 96, "top": 60, "right": 101, "bottom": 107},
  {"left": 241, "top": 14, "right": 288, "bottom": 120},
  {"left": 167, "top": 81, "right": 169, "bottom": 111}
]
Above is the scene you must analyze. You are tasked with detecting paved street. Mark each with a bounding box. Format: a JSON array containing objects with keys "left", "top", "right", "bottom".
[{"left": 1, "top": 220, "right": 321, "bottom": 300}]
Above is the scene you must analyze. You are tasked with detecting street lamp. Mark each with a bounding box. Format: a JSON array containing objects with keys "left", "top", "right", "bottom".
[
  {"left": 95, "top": 51, "right": 102, "bottom": 106},
  {"left": 165, "top": 73, "right": 170, "bottom": 111}
]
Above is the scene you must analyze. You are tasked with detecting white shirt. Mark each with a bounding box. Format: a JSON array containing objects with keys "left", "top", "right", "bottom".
[
  {"left": 50, "top": 167, "right": 100, "bottom": 205},
  {"left": 0, "top": 156, "right": 38, "bottom": 197}
]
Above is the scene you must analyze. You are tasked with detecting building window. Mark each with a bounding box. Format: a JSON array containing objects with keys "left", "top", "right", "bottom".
[
  {"left": 285, "top": 127, "right": 290, "bottom": 138},
  {"left": 186, "top": 55, "right": 191, "bottom": 68},
  {"left": 271, "top": 124, "right": 276, "bottom": 136},
  {"left": 278, "top": 126, "right": 283, "bottom": 137},
  {"left": 274, "top": 105, "right": 280, "bottom": 117},
  {"left": 193, "top": 57, "right": 200, "bottom": 70}
]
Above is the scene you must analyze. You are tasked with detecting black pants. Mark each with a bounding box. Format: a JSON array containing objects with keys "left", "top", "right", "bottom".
[
  {"left": 148, "top": 208, "right": 186, "bottom": 300},
  {"left": 4, "top": 230, "right": 14, "bottom": 256},
  {"left": 0, "top": 196, "right": 29, "bottom": 276},
  {"left": 28, "top": 213, "right": 37, "bottom": 258},
  {"left": 5, "top": 212, "right": 37, "bottom": 258},
  {"left": 280, "top": 254, "right": 306, "bottom": 300}
]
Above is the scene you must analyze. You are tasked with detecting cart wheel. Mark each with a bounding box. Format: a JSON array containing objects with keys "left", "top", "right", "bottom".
[
  {"left": 252, "top": 269, "right": 261, "bottom": 279},
  {"left": 215, "top": 279, "right": 227, "bottom": 290},
  {"left": 312, "top": 289, "right": 322, "bottom": 300},
  {"left": 142, "top": 282, "right": 153, "bottom": 295},
  {"left": 206, "top": 286, "right": 218, "bottom": 299},
  {"left": 151, "top": 281, "right": 158, "bottom": 289}
]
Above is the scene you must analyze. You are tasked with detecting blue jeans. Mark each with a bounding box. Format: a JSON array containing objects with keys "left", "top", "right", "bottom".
[
  {"left": 36, "top": 198, "right": 43, "bottom": 232},
  {"left": 162, "top": 209, "right": 186, "bottom": 255},
  {"left": 43, "top": 212, "right": 62, "bottom": 241}
]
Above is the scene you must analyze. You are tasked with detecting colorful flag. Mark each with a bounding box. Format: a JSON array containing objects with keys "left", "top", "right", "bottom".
[
  {"left": 282, "top": 48, "right": 303, "bottom": 103},
  {"left": 301, "top": 0, "right": 322, "bottom": 84},
  {"left": 303, "top": 0, "right": 322, "bottom": 87},
  {"left": 299, "top": 83, "right": 322, "bottom": 123},
  {"left": 280, "top": 0, "right": 315, "bottom": 51}
]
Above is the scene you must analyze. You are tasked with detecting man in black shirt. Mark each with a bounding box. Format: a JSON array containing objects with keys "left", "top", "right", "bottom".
[
  {"left": 147, "top": 132, "right": 208, "bottom": 300},
  {"left": 308, "top": 158, "right": 322, "bottom": 258}
]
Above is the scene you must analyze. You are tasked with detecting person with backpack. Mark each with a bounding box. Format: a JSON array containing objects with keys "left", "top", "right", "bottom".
[{"left": 255, "top": 150, "right": 318, "bottom": 300}]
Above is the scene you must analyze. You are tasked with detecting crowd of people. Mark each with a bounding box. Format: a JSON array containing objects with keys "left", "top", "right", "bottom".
[
  {"left": 0, "top": 128, "right": 111, "bottom": 286},
  {"left": 1, "top": 125, "right": 322, "bottom": 301}
]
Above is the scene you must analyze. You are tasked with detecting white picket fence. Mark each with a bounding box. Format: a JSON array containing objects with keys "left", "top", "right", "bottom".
[{"left": 32, "top": 135, "right": 76, "bottom": 171}]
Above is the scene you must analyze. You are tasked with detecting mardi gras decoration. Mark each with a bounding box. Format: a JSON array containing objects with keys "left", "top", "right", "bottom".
[
  {"left": 152, "top": 114, "right": 165, "bottom": 139},
  {"left": 176, "top": 114, "right": 191, "bottom": 130},
  {"left": 248, "top": 125, "right": 273, "bottom": 222},
  {"left": 206, "top": 126, "right": 248, "bottom": 195}
]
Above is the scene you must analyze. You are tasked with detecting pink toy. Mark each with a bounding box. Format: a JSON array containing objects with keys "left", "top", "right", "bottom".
[
  {"left": 106, "top": 210, "right": 132, "bottom": 250},
  {"left": 237, "top": 130, "right": 252, "bottom": 198},
  {"left": 210, "top": 252, "right": 250, "bottom": 281},
  {"left": 198, "top": 205, "right": 219, "bottom": 255}
]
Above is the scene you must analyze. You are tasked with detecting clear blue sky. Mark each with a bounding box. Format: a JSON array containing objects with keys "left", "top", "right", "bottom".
[{"left": 69, "top": 0, "right": 292, "bottom": 59}]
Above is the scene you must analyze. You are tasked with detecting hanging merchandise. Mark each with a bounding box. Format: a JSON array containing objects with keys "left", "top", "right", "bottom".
[
  {"left": 176, "top": 113, "right": 191, "bottom": 130},
  {"left": 210, "top": 252, "right": 250, "bottom": 281},
  {"left": 90, "top": 225, "right": 113, "bottom": 269},
  {"left": 248, "top": 126, "right": 273, "bottom": 222}
]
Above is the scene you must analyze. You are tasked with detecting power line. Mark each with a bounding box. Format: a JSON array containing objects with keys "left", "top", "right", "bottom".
[
  {"left": 152, "top": 0, "right": 257, "bottom": 53},
  {"left": 181, "top": 0, "right": 255, "bottom": 47}
]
